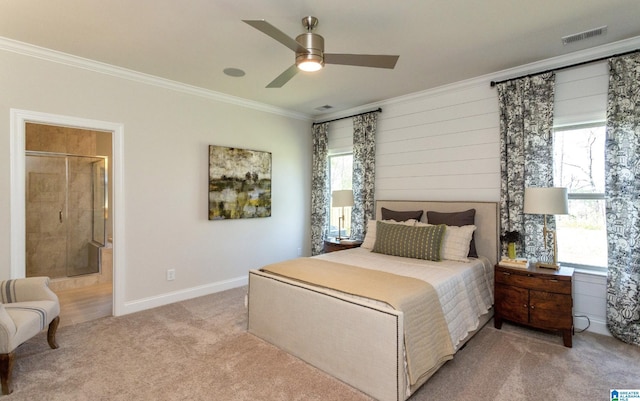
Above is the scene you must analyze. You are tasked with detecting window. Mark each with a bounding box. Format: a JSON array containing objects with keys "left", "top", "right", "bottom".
[
  {"left": 553, "top": 124, "right": 607, "bottom": 270},
  {"left": 329, "top": 153, "right": 353, "bottom": 238}
]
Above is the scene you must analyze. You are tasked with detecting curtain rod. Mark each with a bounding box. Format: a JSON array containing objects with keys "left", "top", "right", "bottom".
[
  {"left": 490, "top": 48, "right": 640, "bottom": 87},
  {"left": 313, "top": 108, "right": 382, "bottom": 125}
]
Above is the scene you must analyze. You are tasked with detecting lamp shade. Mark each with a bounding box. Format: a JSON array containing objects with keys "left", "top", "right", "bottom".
[
  {"left": 331, "top": 190, "right": 354, "bottom": 207},
  {"left": 523, "top": 187, "right": 569, "bottom": 215}
]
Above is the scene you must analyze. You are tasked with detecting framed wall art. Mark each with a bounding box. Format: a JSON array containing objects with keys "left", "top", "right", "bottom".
[{"left": 208, "top": 145, "right": 272, "bottom": 220}]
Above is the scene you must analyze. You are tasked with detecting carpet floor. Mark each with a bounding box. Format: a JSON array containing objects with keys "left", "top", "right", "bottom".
[{"left": 6, "top": 286, "right": 640, "bottom": 400}]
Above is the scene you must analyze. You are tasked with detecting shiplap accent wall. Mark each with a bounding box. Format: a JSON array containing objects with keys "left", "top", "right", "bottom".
[
  {"left": 329, "top": 82, "right": 501, "bottom": 202},
  {"left": 328, "top": 62, "right": 611, "bottom": 335}
]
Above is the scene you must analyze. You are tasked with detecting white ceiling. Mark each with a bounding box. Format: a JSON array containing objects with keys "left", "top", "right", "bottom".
[{"left": 1, "top": 0, "right": 639, "bottom": 117}]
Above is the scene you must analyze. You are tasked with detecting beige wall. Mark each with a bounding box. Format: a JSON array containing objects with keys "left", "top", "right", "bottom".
[{"left": 0, "top": 47, "right": 312, "bottom": 315}]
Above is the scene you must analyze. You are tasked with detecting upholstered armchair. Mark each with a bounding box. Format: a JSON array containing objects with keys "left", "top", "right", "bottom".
[{"left": 0, "top": 277, "right": 60, "bottom": 395}]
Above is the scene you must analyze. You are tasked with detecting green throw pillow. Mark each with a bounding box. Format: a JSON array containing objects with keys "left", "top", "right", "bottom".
[{"left": 372, "top": 221, "right": 446, "bottom": 261}]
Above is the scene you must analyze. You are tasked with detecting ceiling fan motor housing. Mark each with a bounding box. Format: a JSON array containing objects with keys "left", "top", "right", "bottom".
[{"left": 296, "top": 32, "right": 324, "bottom": 69}]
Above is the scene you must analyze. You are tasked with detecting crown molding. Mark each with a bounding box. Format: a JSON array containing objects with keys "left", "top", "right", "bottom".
[
  {"left": 0, "top": 36, "right": 311, "bottom": 121},
  {"left": 488, "top": 35, "right": 640, "bottom": 84}
]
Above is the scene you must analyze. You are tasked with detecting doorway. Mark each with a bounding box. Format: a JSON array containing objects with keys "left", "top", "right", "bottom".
[
  {"left": 10, "top": 109, "right": 125, "bottom": 321},
  {"left": 25, "top": 123, "right": 113, "bottom": 325}
]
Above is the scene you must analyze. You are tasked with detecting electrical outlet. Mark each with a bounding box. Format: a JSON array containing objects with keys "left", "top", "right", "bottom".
[{"left": 167, "top": 269, "right": 175, "bottom": 281}]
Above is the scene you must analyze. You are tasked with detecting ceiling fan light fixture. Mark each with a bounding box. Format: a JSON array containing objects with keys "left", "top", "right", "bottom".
[
  {"left": 297, "top": 57, "right": 323, "bottom": 72},
  {"left": 295, "top": 32, "right": 325, "bottom": 72}
]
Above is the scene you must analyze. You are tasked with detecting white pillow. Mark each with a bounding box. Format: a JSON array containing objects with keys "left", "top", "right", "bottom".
[
  {"left": 361, "top": 220, "right": 378, "bottom": 249},
  {"left": 415, "top": 222, "right": 476, "bottom": 261},
  {"left": 361, "top": 219, "right": 417, "bottom": 250}
]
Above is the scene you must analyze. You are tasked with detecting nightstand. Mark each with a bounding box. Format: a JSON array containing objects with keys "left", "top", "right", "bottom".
[
  {"left": 494, "top": 263, "right": 574, "bottom": 347},
  {"left": 323, "top": 239, "right": 362, "bottom": 253}
]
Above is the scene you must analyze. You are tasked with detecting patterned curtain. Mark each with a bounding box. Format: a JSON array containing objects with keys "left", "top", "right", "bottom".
[
  {"left": 311, "top": 123, "right": 330, "bottom": 256},
  {"left": 496, "top": 73, "right": 556, "bottom": 261},
  {"left": 351, "top": 112, "right": 378, "bottom": 240},
  {"left": 605, "top": 52, "right": 640, "bottom": 346}
]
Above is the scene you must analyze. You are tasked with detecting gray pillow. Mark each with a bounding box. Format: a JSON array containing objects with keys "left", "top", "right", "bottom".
[
  {"left": 380, "top": 207, "right": 423, "bottom": 222},
  {"left": 426, "top": 209, "right": 478, "bottom": 258}
]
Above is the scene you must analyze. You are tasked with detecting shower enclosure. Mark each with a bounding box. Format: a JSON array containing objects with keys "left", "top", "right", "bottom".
[{"left": 25, "top": 153, "right": 108, "bottom": 278}]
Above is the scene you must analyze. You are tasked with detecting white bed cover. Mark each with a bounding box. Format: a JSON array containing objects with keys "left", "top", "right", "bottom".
[{"left": 315, "top": 247, "right": 494, "bottom": 350}]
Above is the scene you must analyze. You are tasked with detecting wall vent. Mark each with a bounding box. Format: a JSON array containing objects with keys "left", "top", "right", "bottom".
[{"left": 562, "top": 26, "right": 607, "bottom": 45}]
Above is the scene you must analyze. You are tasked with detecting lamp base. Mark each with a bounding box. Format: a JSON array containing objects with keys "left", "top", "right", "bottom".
[{"left": 535, "top": 261, "right": 560, "bottom": 270}]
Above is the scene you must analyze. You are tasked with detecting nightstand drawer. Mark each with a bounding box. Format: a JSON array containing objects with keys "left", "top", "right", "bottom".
[{"left": 495, "top": 269, "right": 571, "bottom": 294}]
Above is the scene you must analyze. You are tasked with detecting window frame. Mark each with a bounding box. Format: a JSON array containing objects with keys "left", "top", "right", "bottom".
[{"left": 553, "top": 122, "right": 608, "bottom": 273}]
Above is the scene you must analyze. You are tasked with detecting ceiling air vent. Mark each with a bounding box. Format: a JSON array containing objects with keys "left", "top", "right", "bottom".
[
  {"left": 315, "top": 105, "right": 333, "bottom": 111},
  {"left": 562, "top": 26, "right": 607, "bottom": 45}
]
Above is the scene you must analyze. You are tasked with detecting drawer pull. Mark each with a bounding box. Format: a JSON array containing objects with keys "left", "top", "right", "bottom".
[
  {"left": 549, "top": 279, "right": 559, "bottom": 282},
  {"left": 523, "top": 304, "right": 528, "bottom": 308},
  {"left": 502, "top": 272, "right": 511, "bottom": 276},
  {"left": 530, "top": 305, "right": 535, "bottom": 309}
]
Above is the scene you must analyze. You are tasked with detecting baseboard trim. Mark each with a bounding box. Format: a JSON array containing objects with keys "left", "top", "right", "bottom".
[{"left": 118, "top": 275, "right": 248, "bottom": 316}]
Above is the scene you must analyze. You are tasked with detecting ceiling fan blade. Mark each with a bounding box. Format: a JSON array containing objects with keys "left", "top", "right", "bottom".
[
  {"left": 266, "top": 64, "right": 299, "bottom": 88},
  {"left": 324, "top": 54, "right": 399, "bottom": 69},
  {"left": 242, "top": 20, "right": 307, "bottom": 53}
]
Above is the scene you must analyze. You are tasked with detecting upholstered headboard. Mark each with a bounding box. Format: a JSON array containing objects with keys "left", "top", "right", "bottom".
[{"left": 375, "top": 200, "right": 500, "bottom": 266}]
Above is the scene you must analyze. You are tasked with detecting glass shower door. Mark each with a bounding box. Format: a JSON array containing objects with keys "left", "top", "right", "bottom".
[
  {"left": 25, "top": 155, "right": 68, "bottom": 278},
  {"left": 26, "top": 154, "right": 108, "bottom": 278}
]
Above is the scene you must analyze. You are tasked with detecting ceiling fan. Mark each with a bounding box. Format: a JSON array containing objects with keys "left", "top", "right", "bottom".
[{"left": 242, "top": 16, "right": 400, "bottom": 88}]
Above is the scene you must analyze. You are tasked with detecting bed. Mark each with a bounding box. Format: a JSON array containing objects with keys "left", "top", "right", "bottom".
[{"left": 247, "top": 200, "right": 499, "bottom": 401}]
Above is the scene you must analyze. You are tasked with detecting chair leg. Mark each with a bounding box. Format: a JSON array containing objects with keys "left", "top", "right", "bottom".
[
  {"left": 0, "top": 352, "right": 15, "bottom": 395},
  {"left": 47, "top": 316, "right": 60, "bottom": 349}
]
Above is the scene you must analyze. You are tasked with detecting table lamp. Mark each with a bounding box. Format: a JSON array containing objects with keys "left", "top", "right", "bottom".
[
  {"left": 331, "top": 190, "right": 354, "bottom": 240},
  {"left": 523, "top": 187, "right": 569, "bottom": 269}
]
